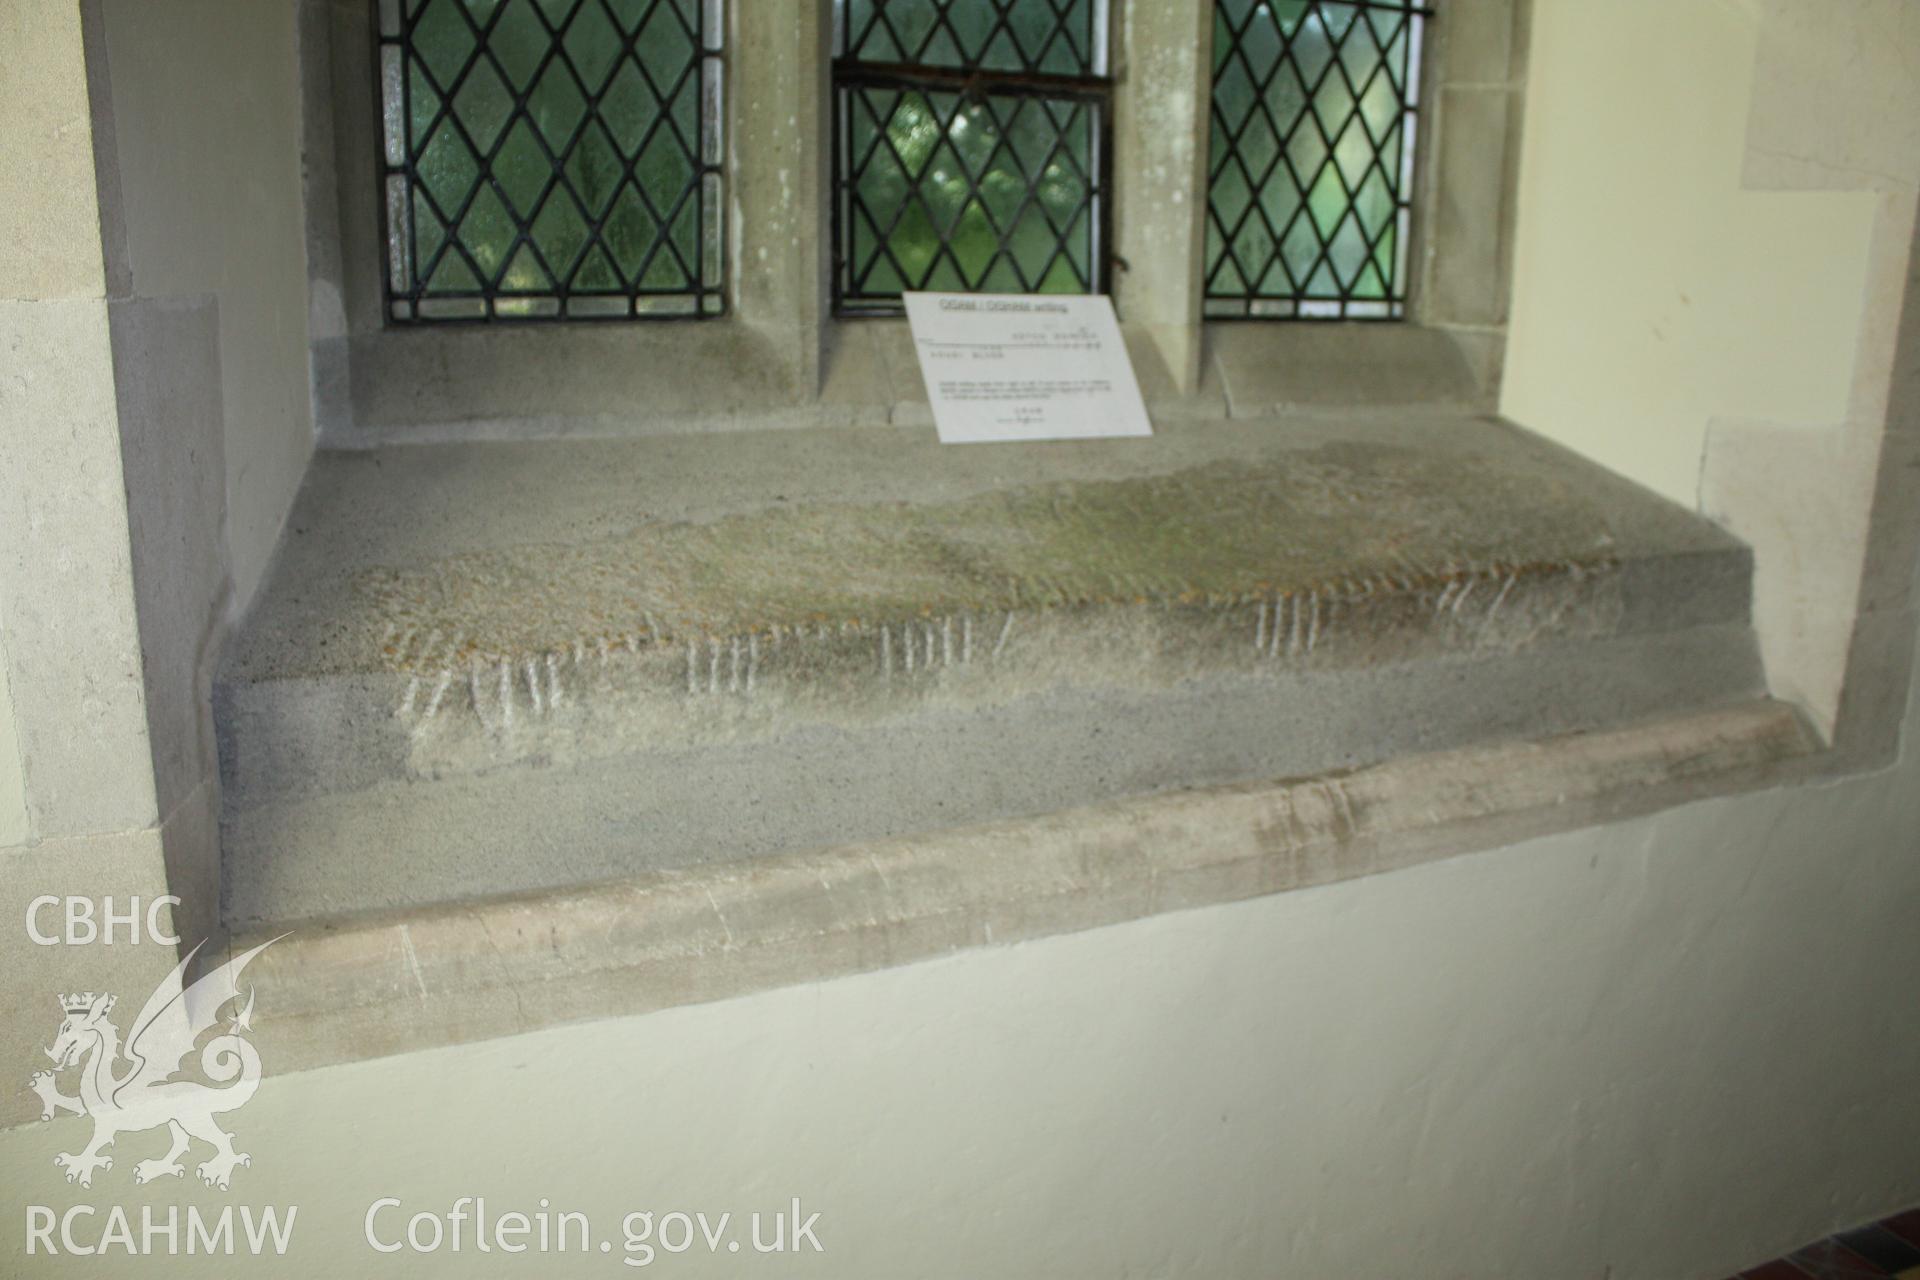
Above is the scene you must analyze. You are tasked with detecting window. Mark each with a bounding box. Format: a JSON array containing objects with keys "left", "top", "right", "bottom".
[
  {"left": 1205, "top": 0, "right": 1428, "bottom": 320},
  {"left": 376, "top": 0, "right": 724, "bottom": 322},
  {"left": 831, "top": 0, "right": 1112, "bottom": 315},
  {"left": 311, "top": 0, "right": 1520, "bottom": 429}
]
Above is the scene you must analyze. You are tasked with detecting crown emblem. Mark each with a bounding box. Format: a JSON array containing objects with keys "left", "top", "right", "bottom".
[{"left": 59, "top": 992, "right": 112, "bottom": 1016}]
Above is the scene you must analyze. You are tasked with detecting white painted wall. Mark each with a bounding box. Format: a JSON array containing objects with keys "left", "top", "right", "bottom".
[{"left": 95, "top": 0, "right": 315, "bottom": 608}]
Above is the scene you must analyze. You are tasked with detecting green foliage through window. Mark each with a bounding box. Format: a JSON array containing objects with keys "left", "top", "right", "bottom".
[
  {"left": 833, "top": 0, "right": 1110, "bottom": 314},
  {"left": 378, "top": 0, "right": 723, "bottom": 322},
  {"left": 1207, "top": 0, "right": 1427, "bottom": 320}
]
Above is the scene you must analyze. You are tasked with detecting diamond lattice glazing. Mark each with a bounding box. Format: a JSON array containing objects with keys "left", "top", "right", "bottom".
[
  {"left": 1206, "top": 0, "right": 1427, "bottom": 320},
  {"left": 833, "top": 0, "right": 1110, "bottom": 313},
  {"left": 379, "top": 0, "right": 723, "bottom": 321}
]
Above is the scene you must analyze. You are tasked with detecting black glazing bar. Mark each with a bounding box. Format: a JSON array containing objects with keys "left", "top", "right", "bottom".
[
  {"left": 832, "top": 59, "right": 1111, "bottom": 102},
  {"left": 1095, "top": 83, "right": 1112, "bottom": 296},
  {"left": 1308, "top": 0, "right": 1434, "bottom": 14},
  {"left": 370, "top": 6, "right": 408, "bottom": 312},
  {"left": 399, "top": 11, "right": 419, "bottom": 300},
  {"left": 829, "top": 75, "right": 848, "bottom": 309},
  {"left": 695, "top": 0, "right": 709, "bottom": 308}
]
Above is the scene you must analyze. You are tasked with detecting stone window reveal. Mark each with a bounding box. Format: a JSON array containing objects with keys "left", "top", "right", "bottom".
[
  {"left": 376, "top": 0, "right": 724, "bottom": 322},
  {"left": 831, "top": 0, "right": 1112, "bottom": 315},
  {"left": 1206, "top": 0, "right": 1429, "bottom": 320}
]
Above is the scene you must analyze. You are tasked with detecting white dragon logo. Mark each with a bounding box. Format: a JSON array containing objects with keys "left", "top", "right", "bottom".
[{"left": 27, "top": 938, "right": 281, "bottom": 1191}]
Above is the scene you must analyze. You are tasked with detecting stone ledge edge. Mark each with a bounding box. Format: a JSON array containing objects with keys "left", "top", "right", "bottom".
[{"left": 140, "top": 698, "right": 1812, "bottom": 1097}]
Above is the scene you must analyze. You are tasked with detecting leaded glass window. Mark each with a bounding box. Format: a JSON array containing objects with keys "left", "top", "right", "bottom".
[
  {"left": 377, "top": 0, "right": 724, "bottom": 322},
  {"left": 832, "top": 0, "right": 1111, "bottom": 315},
  {"left": 1206, "top": 0, "right": 1428, "bottom": 320}
]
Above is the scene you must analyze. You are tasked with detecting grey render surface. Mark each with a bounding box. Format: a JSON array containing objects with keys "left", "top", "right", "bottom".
[{"left": 217, "top": 413, "right": 1764, "bottom": 924}]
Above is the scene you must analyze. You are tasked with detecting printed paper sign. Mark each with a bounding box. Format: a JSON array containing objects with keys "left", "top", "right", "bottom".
[{"left": 903, "top": 293, "right": 1154, "bottom": 444}]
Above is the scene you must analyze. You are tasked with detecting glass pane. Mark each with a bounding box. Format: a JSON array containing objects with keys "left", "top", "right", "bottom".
[
  {"left": 379, "top": 0, "right": 724, "bottom": 320},
  {"left": 1205, "top": 0, "right": 1425, "bottom": 319},
  {"left": 832, "top": 0, "right": 1111, "bottom": 310},
  {"left": 839, "top": 86, "right": 1101, "bottom": 306},
  {"left": 841, "top": 0, "right": 1099, "bottom": 74}
]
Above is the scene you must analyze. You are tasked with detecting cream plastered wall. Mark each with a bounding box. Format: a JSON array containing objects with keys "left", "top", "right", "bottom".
[
  {"left": 0, "top": 653, "right": 27, "bottom": 849},
  {"left": 1, "top": 2, "right": 100, "bottom": 852},
  {"left": 94, "top": 0, "right": 315, "bottom": 608},
  {"left": 1502, "top": 0, "right": 1920, "bottom": 733},
  {"left": 0, "top": 0, "right": 140, "bottom": 850},
  {"left": 0, "top": 0, "right": 197, "bottom": 1103}
]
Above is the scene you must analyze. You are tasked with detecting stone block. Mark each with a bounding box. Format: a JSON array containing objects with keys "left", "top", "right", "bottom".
[
  {"left": 217, "top": 415, "right": 1764, "bottom": 925},
  {"left": 0, "top": 2, "right": 105, "bottom": 301},
  {"left": 0, "top": 299, "right": 157, "bottom": 839},
  {"left": 1424, "top": 87, "right": 1519, "bottom": 330}
]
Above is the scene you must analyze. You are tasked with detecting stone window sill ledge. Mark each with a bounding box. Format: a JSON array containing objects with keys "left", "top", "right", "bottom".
[
  {"left": 238, "top": 699, "right": 1812, "bottom": 1081},
  {"left": 318, "top": 320, "right": 1500, "bottom": 447},
  {"left": 204, "top": 408, "right": 1799, "bottom": 1078}
]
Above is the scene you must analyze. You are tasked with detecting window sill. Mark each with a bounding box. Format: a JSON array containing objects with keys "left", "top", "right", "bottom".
[
  {"left": 1206, "top": 321, "right": 1503, "bottom": 416},
  {"left": 314, "top": 317, "right": 800, "bottom": 448},
  {"left": 232, "top": 697, "right": 1812, "bottom": 1081},
  {"left": 211, "top": 408, "right": 1800, "bottom": 1074},
  {"left": 316, "top": 317, "right": 1502, "bottom": 448}
]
